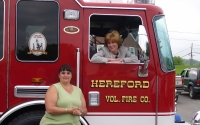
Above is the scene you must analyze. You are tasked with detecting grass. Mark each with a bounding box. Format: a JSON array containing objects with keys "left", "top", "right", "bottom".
[{"left": 175, "top": 65, "right": 200, "bottom": 75}]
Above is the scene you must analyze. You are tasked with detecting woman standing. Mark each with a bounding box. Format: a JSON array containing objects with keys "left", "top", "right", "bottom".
[{"left": 40, "top": 64, "right": 87, "bottom": 125}]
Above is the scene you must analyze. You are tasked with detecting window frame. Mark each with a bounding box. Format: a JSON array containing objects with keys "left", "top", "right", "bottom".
[
  {"left": 88, "top": 14, "right": 145, "bottom": 64},
  {"left": 15, "top": 0, "right": 59, "bottom": 62},
  {"left": 0, "top": 0, "right": 4, "bottom": 61}
]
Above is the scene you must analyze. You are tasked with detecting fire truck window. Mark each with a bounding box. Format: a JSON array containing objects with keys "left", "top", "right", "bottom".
[
  {"left": 153, "top": 15, "right": 175, "bottom": 72},
  {"left": 0, "top": 0, "right": 3, "bottom": 60},
  {"left": 89, "top": 15, "right": 149, "bottom": 63},
  {"left": 16, "top": 1, "right": 59, "bottom": 61}
]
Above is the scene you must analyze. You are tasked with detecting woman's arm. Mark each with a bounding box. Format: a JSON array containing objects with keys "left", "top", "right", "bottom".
[
  {"left": 122, "top": 47, "right": 140, "bottom": 63},
  {"left": 72, "top": 93, "right": 88, "bottom": 116},
  {"left": 80, "top": 93, "right": 88, "bottom": 116},
  {"left": 90, "top": 48, "right": 108, "bottom": 63},
  {"left": 45, "top": 85, "right": 78, "bottom": 115}
]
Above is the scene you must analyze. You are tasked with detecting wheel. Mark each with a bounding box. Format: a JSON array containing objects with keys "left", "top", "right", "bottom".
[
  {"left": 189, "top": 86, "right": 196, "bottom": 99},
  {"left": 8, "top": 110, "right": 45, "bottom": 125}
]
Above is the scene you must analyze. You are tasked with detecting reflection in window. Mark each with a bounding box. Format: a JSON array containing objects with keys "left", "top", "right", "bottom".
[
  {"left": 16, "top": 1, "right": 59, "bottom": 61},
  {"left": 189, "top": 70, "right": 197, "bottom": 80},
  {"left": 153, "top": 15, "right": 175, "bottom": 72},
  {"left": 180, "top": 70, "right": 186, "bottom": 77},
  {"left": 0, "top": 0, "right": 3, "bottom": 60},
  {"left": 89, "top": 15, "right": 149, "bottom": 63}
]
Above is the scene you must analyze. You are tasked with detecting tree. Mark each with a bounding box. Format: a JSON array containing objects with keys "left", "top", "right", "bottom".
[{"left": 173, "top": 56, "right": 184, "bottom": 65}]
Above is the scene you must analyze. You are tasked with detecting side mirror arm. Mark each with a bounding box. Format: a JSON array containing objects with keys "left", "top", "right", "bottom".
[{"left": 138, "top": 60, "right": 149, "bottom": 77}]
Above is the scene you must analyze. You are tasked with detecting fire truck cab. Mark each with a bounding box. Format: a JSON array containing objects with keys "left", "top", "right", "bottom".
[{"left": 0, "top": 0, "right": 176, "bottom": 125}]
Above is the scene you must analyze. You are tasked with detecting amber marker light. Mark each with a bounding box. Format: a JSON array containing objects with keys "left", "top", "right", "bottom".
[{"left": 31, "top": 78, "right": 44, "bottom": 83}]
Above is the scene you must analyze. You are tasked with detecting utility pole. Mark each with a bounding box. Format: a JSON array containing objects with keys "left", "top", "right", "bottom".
[{"left": 190, "top": 43, "right": 193, "bottom": 66}]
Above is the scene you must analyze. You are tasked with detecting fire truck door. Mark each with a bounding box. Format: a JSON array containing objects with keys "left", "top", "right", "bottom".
[{"left": 82, "top": 8, "right": 157, "bottom": 124}]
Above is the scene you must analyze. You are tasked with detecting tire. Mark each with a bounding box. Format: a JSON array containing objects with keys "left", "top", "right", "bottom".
[
  {"left": 189, "top": 86, "right": 196, "bottom": 99},
  {"left": 8, "top": 110, "right": 45, "bottom": 125}
]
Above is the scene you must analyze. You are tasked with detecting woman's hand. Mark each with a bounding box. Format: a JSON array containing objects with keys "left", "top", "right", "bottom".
[
  {"left": 68, "top": 107, "right": 79, "bottom": 114},
  {"left": 107, "top": 58, "right": 116, "bottom": 62},
  {"left": 108, "top": 58, "right": 123, "bottom": 63},
  {"left": 72, "top": 108, "right": 82, "bottom": 116}
]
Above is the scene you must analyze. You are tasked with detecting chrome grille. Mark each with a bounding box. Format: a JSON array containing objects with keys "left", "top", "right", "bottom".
[{"left": 14, "top": 86, "right": 49, "bottom": 98}]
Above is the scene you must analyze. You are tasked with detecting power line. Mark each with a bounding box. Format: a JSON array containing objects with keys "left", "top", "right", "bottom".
[
  {"left": 173, "top": 43, "right": 200, "bottom": 55},
  {"left": 175, "top": 52, "right": 191, "bottom": 57},
  {"left": 174, "top": 49, "right": 194, "bottom": 59},
  {"left": 192, "top": 52, "right": 200, "bottom": 54},
  {"left": 168, "top": 31, "right": 200, "bottom": 35},
  {"left": 193, "top": 48, "right": 200, "bottom": 50},
  {"left": 180, "top": 53, "right": 190, "bottom": 58},
  {"left": 173, "top": 47, "right": 191, "bottom": 55},
  {"left": 170, "top": 38, "right": 200, "bottom": 41}
]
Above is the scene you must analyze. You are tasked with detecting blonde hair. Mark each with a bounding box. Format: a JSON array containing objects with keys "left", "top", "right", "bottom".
[{"left": 105, "top": 30, "right": 122, "bottom": 47}]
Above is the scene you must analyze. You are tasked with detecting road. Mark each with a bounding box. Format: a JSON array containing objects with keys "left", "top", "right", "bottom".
[{"left": 176, "top": 92, "right": 200, "bottom": 123}]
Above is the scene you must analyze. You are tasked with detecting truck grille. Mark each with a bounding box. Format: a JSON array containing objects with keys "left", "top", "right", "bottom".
[{"left": 14, "top": 86, "right": 49, "bottom": 98}]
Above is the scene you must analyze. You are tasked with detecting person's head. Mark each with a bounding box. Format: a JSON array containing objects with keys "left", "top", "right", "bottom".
[
  {"left": 58, "top": 64, "right": 72, "bottom": 83},
  {"left": 105, "top": 30, "right": 122, "bottom": 54}
]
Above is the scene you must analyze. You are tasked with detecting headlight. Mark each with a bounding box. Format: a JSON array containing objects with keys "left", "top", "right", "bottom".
[{"left": 64, "top": 9, "right": 79, "bottom": 20}]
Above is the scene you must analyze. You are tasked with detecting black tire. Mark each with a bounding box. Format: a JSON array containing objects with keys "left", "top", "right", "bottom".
[
  {"left": 189, "top": 86, "right": 196, "bottom": 99},
  {"left": 8, "top": 110, "right": 45, "bottom": 125}
]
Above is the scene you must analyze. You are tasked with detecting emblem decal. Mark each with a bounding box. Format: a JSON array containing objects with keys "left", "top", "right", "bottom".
[
  {"left": 27, "top": 32, "right": 47, "bottom": 56},
  {"left": 63, "top": 26, "right": 79, "bottom": 34}
]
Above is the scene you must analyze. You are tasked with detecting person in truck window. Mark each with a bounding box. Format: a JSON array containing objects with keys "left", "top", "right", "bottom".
[
  {"left": 40, "top": 64, "right": 87, "bottom": 125},
  {"left": 91, "top": 30, "right": 139, "bottom": 63}
]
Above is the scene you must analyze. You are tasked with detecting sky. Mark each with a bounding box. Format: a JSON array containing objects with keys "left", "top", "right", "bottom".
[{"left": 155, "top": 0, "right": 200, "bottom": 61}]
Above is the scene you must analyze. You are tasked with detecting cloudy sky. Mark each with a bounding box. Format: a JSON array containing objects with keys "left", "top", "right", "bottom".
[{"left": 156, "top": 0, "right": 200, "bottom": 61}]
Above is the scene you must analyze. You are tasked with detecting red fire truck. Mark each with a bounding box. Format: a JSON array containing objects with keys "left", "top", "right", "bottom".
[{"left": 0, "top": 0, "right": 176, "bottom": 125}]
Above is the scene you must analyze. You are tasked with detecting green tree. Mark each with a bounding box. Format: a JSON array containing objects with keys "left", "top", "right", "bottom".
[{"left": 173, "top": 56, "right": 184, "bottom": 65}]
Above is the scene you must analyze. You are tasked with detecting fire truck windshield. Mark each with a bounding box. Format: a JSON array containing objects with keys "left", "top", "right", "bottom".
[{"left": 153, "top": 15, "right": 175, "bottom": 72}]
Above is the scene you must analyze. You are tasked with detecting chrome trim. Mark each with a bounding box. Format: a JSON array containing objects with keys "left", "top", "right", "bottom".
[
  {"left": 155, "top": 75, "right": 158, "bottom": 125},
  {"left": 75, "top": 0, "right": 146, "bottom": 10},
  {"left": 194, "top": 87, "right": 200, "bottom": 89},
  {"left": 76, "top": 48, "right": 80, "bottom": 87},
  {"left": 14, "top": 86, "right": 49, "bottom": 98},
  {"left": 87, "top": 112, "right": 175, "bottom": 115},
  {"left": 88, "top": 91, "right": 100, "bottom": 106},
  {"left": 80, "top": 116, "right": 89, "bottom": 125},
  {"left": 0, "top": 100, "right": 44, "bottom": 124},
  {"left": 7, "top": 0, "right": 11, "bottom": 109},
  {"left": 138, "top": 66, "right": 148, "bottom": 77}
]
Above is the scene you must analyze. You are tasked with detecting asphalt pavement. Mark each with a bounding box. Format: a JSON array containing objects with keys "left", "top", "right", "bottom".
[{"left": 176, "top": 92, "right": 200, "bottom": 124}]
